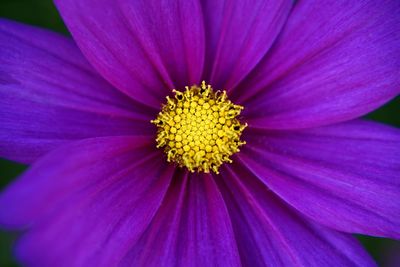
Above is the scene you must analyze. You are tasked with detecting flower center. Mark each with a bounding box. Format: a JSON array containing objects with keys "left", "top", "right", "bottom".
[{"left": 151, "top": 81, "right": 247, "bottom": 174}]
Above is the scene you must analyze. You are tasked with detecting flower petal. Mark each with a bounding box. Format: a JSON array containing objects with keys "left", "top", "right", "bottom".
[
  {"left": 216, "top": 163, "right": 376, "bottom": 267},
  {"left": 120, "top": 172, "right": 241, "bottom": 267},
  {"left": 0, "top": 136, "right": 175, "bottom": 267},
  {"left": 238, "top": 0, "right": 400, "bottom": 129},
  {"left": 201, "top": 0, "right": 293, "bottom": 91},
  {"left": 0, "top": 19, "right": 153, "bottom": 163},
  {"left": 55, "top": 0, "right": 205, "bottom": 107},
  {"left": 240, "top": 120, "right": 400, "bottom": 238}
]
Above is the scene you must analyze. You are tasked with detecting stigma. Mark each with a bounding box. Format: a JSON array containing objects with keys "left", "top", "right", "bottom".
[{"left": 151, "top": 81, "right": 247, "bottom": 174}]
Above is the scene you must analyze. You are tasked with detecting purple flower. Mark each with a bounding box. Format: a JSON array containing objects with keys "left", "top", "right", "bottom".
[{"left": 0, "top": 0, "right": 399, "bottom": 266}]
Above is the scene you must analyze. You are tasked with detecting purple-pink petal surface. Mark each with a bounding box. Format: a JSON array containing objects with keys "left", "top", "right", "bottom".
[
  {"left": 237, "top": 0, "right": 400, "bottom": 129},
  {"left": 216, "top": 164, "right": 376, "bottom": 266},
  {"left": 240, "top": 120, "right": 400, "bottom": 238},
  {"left": 0, "top": 19, "right": 153, "bottom": 164},
  {"left": 54, "top": 0, "right": 206, "bottom": 107},
  {"left": 0, "top": 137, "right": 175, "bottom": 266},
  {"left": 120, "top": 173, "right": 242, "bottom": 267},
  {"left": 201, "top": 0, "right": 293, "bottom": 91}
]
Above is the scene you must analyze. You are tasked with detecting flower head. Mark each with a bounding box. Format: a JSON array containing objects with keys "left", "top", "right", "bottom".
[{"left": 0, "top": 0, "right": 399, "bottom": 266}]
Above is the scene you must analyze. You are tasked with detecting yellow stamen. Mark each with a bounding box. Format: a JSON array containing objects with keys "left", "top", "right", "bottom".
[{"left": 151, "top": 81, "right": 247, "bottom": 174}]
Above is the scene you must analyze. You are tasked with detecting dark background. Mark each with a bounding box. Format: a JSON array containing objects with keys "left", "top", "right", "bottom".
[{"left": 0, "top": 0, "right": 399, "bottom": 266}]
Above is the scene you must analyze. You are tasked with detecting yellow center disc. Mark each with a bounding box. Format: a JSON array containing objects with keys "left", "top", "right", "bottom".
[{"left": 151, "top": 81, "right": 247, "bottom": 174}]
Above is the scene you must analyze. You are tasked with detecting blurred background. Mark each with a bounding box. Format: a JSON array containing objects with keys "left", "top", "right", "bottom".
[{"left": 0, "top": 0, "right": 399, "bottom": 266}]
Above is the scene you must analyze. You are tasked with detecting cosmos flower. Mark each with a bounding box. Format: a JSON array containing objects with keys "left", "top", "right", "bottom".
[{"left": 0, "top": 0, "right": 399, "bottom": 266}]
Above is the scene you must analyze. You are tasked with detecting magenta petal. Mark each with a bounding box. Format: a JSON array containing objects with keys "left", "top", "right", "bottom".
[
  {"left": 120, "top": 172, "right": 241, "bottom": 267},
  {"left": 239, "top": 0, "right": 400, "bottom": 129},
  {"left": 241, "top": 120, "right": 400, "bottom": 238},
  {"left": 0, "top": 136, "right": 175, "bottom": 267},
  {"left": 0, "top": 19, "right": 153, "bottom": 163},
  {"left": 55, "top": 0, "right": 205, "bottom": 107},
  {"left": 216, "top": 164, "right": 376, "bottom": 267},
  {"left": 0, "top": 136, "right": 161, "bottom": 228},
  {"left": 201, "top": 0, "right": 292, "bottom": 91}
]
